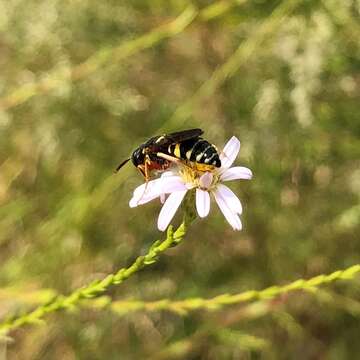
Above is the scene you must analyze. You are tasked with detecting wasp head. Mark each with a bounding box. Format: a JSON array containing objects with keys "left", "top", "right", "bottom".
[{"left": 131, "top": 147, "right": 146, "bottom": 167}]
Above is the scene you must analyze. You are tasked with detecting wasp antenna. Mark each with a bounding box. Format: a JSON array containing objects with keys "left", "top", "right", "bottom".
[{"left": 114, "top": 158, "right": 131, "bottom": 173}]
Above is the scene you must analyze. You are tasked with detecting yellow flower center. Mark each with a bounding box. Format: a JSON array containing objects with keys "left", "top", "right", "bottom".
[{"left": 178, "top": 164, "right": 220, "bottom": 190}]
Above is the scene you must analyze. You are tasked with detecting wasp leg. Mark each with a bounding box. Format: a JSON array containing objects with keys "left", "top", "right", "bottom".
[
  {"left": 144, "top": 156, "right": 151, "bottom": 182},
  {"left": 156, "top": 152, "right": 196, "bottom": 172},
  {"left": 156, "top": 152, "right": 182, "bottom": 163},
  {"left": 136, "top": 157, "right": 152, "bottom": 206},
  {"left": 137, "top": 165, "right": 146, "bottom": 178}
]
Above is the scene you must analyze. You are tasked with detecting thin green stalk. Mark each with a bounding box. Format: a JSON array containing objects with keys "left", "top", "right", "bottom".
[
  {"left": 0, "top": 1, "right": 250, "bottom": 111},
  {"left": 310, "top": 288, "right": 360, "bottom": 317},
  {"left": 167, "top": 0, "right": 303, "bottom": 128},
  {"left": 0, "top": 5, "right": 197, "bottom": 111},
  {"left": 0, "top": 221, "right": 190, "bottom": 335},
  {"left": 86, "top": 264, "right": 360, "bottom": 316}
]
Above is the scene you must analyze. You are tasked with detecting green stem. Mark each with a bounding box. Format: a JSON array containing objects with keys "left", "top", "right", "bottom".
[
  {"left": 86, "top": 264, "right": 360, "bottom": 316},
  {"left": 0, "top": 219, "right": 191, "bottom": 334}
]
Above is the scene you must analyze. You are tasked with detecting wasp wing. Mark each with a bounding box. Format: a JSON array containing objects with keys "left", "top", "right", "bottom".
[{"left": 153, "top": 128, "right": 203, "bottom": 147}]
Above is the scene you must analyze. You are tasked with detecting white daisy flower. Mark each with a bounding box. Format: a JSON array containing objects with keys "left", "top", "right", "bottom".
[{"left": 129, "top": 136, "right": 252, "bottom": 231}]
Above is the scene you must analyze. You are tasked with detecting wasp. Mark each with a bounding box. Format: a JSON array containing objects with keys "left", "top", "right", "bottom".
[{"left": 115, "top": 128, "right": 221, "bottom": 181}]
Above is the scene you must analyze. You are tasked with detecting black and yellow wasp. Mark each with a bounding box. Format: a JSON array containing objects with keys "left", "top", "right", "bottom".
[{"left": 115, "top": 129, "right": 221, "bottom": 181}]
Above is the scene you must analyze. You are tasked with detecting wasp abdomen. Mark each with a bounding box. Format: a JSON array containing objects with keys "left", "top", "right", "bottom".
[{"left": 168, "top": 138, "right": 221, "bottom": 168}]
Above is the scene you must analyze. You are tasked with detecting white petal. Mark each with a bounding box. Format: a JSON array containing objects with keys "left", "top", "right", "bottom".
[
  {"left": 160, "top": 193, "right": 166, "bottom": 204},
  {"left": 161, "top": 171, "right": 177, "bottom": 178},
  {"left": 220, "top": 166, "right": 253, "bottom": 181},
  {"left": 199, "top": 172, "right": 213, "bottom": 189},
  {"left": 160, "top": 173, "right": 193, "bottom": 191},
  {"left": 196, "top": 189, "right": 210, "bottom": 218},
  {"left": 129, "top": 179, "right": 164, "bottom": 207},
  {"left": 157, "top": 190, "right": 188, "bottom": 231},
  {"left": 213, "top": 187, "right": 243, "bottom": 230},
  {"left": 129, "top": 176, "right": 186, "bottom": 208},
  {"left": 130, "top": 193, "right": 158, "bottom": 207},
  {"left": 215, "top": 184, "right": 242, "bottom": 214},
  {"left": 161, "top": 176, "right": 187, "bottom": 193},
  {"left": 219, "top": 136, "right": 240, "bottom": 170}
]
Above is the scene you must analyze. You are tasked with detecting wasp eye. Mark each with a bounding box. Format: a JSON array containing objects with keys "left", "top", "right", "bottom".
[{"left": 131, "top": 148, "right": 145, "bottom": 166}]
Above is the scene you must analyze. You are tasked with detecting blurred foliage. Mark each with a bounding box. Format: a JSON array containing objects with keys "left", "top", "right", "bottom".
[{"left": 0, "top": 0, "right": 360, "bottom": 358}]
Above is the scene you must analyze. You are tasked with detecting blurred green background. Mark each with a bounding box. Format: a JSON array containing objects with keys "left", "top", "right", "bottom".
[{"left": 0, "top": 0, "right": 360, "bottom": 358}]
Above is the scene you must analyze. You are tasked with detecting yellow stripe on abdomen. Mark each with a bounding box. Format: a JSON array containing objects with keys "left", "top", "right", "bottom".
[{"left": 174, "top": 143, "right": 181, "bottom": 158}]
